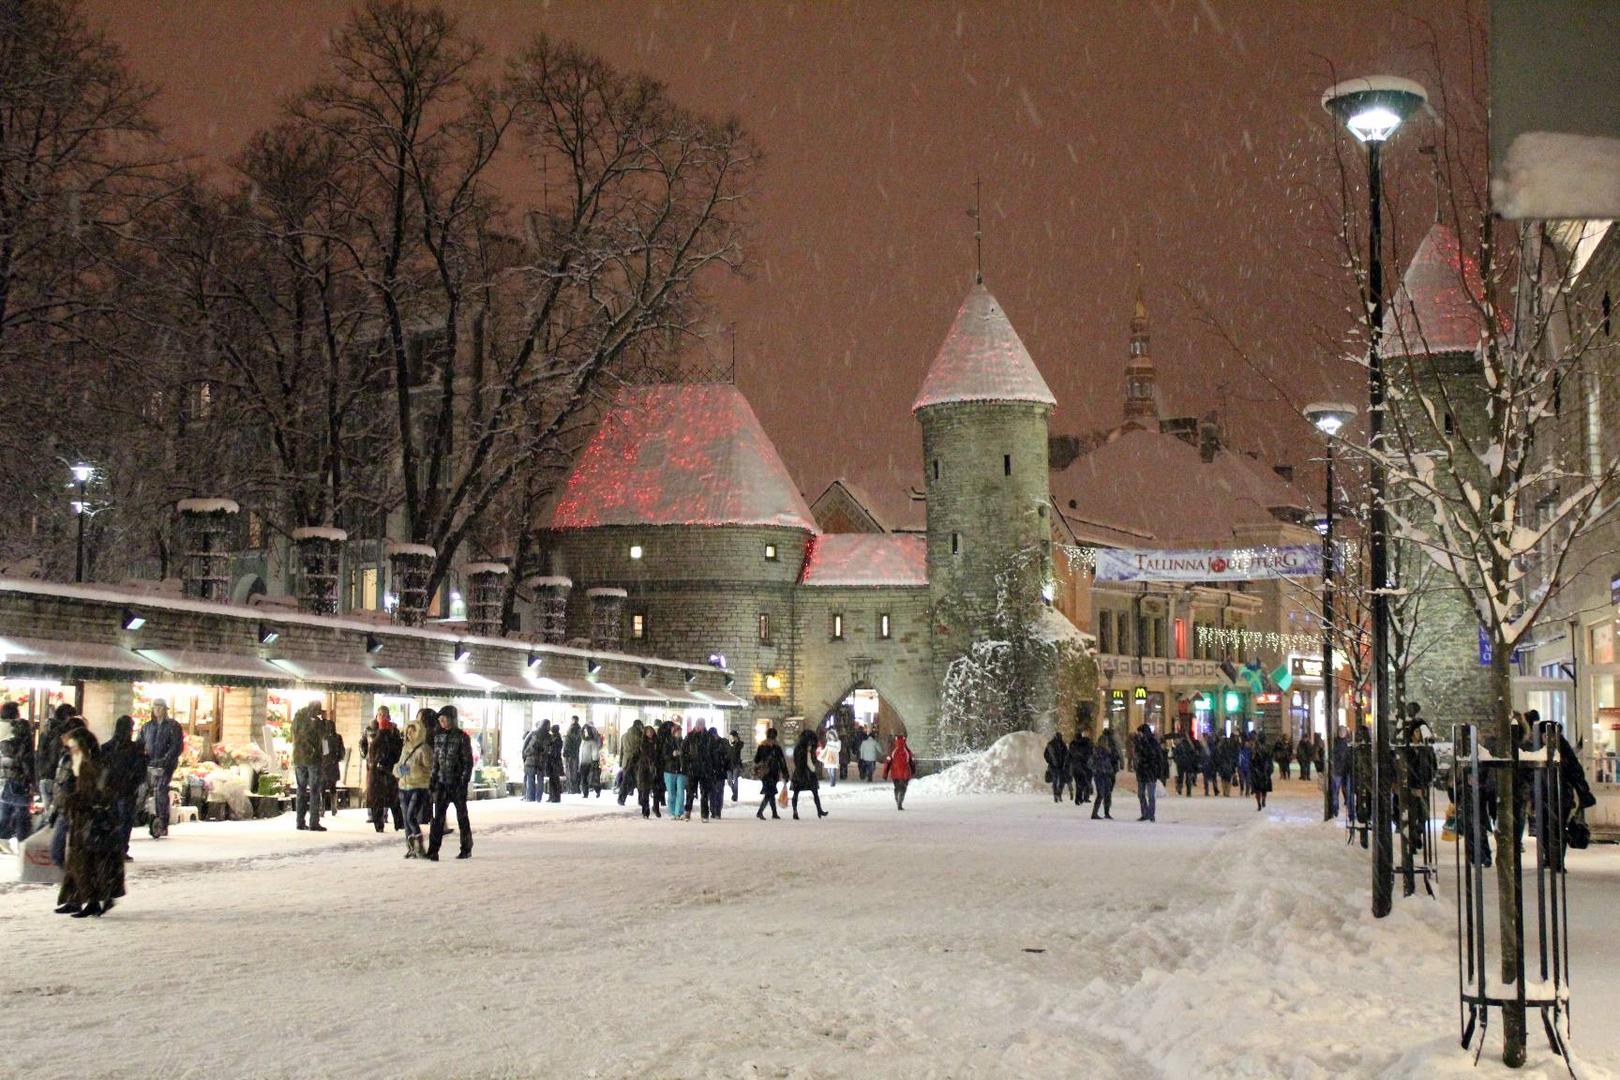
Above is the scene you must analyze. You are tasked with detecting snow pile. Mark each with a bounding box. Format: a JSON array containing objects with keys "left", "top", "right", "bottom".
[{"left": 917, "top": 730, "right": 1050, "bottom": 795}]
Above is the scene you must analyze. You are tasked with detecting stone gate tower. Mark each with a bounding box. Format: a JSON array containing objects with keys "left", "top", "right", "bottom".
[{"left": 914, "top": 282, "right": 1058, "bottom": 705}]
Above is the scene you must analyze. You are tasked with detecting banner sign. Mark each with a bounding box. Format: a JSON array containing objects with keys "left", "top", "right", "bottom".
[{"left": 1093, "top": 545, "right": 1322, "bottom": 583}]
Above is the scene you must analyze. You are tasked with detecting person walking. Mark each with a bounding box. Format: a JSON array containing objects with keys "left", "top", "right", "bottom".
[
  {"left": 54, "top": 728, "right": 125, "bottom": 918},
  {"left": 322, "top": 716, "right": 346, "bottom": 818},
  {"left": 48, "top": 714, "right": 93, "bottom": 868},
  {"left": 635, "top": 722, "right": 663, "bottom": 819},
  {"left": 1330, "top": 727, "right": 1353, "bottom": 820},
  {"left": 522, "top": 721, "right": 548, "bottom": 802},
  {"left": 883, "top": 733, "right": 915, "bottom": 810},
  {"left": 753, "top": 727, "right": 788, "bottom": 820},
  {"left": 36, "top": 703, "right": 75, "bottom": 809},
  {"left": 139, "top": 699, "right": 184, "bottom": 838},
  {"left": 858, "top": 729, "right": 880, "bottom": 781},
  {"left": 100, "top": 715, "right": 146, "bottom": 859},
  {"left": 578, "top": 722, "right": 603, "bottom": 798},
  {"left": 290, "top": 703, "right": 327, "bottom": 832},
  {"left": 704, "top": 728, "right": 729, "bottom": 819},
  {"left": 1043, "top": 731, "right": 1069, "bottom": 803},
  {"left": 365, "top": 710, "right": 404, "bottom": 832},
  {"left": 1068, "top": 728, "right": 1093, "bottom": 805},
  {"left": 617, "top": 719, "right": 643, "bottom": 806},
  {"left": 1173, "top": 735, "right": 1198, "bottom": 797},
  {"left": 1216, "top": 732, "right": 1237, "bottom": 797},
  {"left": 1251, "top": 735, "right": 1274, "bottom": 811},
  {"left": 1236, "top": 735, "right": 1253, "bottom": 797},
  {"left": 563, "top": 716, "right": 583, "bottom": 795},
  {"left": 820, "top": 729, "right": 841, "bottom": 788},
  {"left": 662, "top": 721, "right": 689, "bottom": 821},
  {"left": 790, "top": 729, "right": 828, "bottom": 820},
  {"left": 544, "top": 723, "right": 565, "bottom": 803},
  {"left": 1199, "top": 735, "right": 1217, "bottom": 796},
  {"left": 681, "top": 723, "right": 708, "bottom": 820},
  {"left": 1276, "top": 733, "right": 1294, "bottom": 781},
  {"left": 426, "top": 706, "right": 474, "bottom": 860},
  {"left": 1132, "top": 724, "right": 1163, "bottom": 823},
  {"left": 396, "top": 711, "right": 434, "bottom": 859},
  {"left": 1296, "top": 733, "right": 1315, "bottom": 782},
  {"left": 727, "top": 730, "right": 744, "bottom": 803},
  {"left": 0, "top": 704, "right": 36, "bottom": 854},
  {"left": 1090, "top": 729, "right": 1119, "bottom": 820}
]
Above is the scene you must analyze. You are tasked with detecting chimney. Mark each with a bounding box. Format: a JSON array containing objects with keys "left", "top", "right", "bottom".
[
  {"left": 586, "top": 586, "right": 628, "bottom": 651},
  {"left": 463, "top": 562, "right": 509, "bottom": 637},
  {"left": 175, "top": 498, "right": 239, "bottom": 601},
  {"left": 291, "top": 526, "right": 347, "bottom": 615},
  {"left": 386, "top": 541, "right": 436, "bottom": 627},
  {"left": 526, "top": 575, "right": 572, "bottom": 645}
]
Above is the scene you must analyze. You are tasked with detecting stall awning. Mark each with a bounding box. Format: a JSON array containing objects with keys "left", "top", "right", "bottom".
[
  {"left": 479, "top": 672, "right": 563, "bottom": 699},
  {"left": 136, "top": 649, "right": 286, "bottom": 685},
  {"left": 655, "top": 687, "right": 713, "bottom": 706},
  {"left": 526, "top": 676, "right": 619, "bottom": 701},
  {"left": 590, "top": 681, "right": 669, "bottom": 704},
  {"left": 375, "top": 667, "right": 499, "bottom": 695},
  {"left": 692, "top": 689, "right": 748, "bottom": 709},
  {"left": 268, "top": 658, "right": 400, "bottom": 690},
  {"left": 0, "top": 636, "right": 157, "bottom": 679}
]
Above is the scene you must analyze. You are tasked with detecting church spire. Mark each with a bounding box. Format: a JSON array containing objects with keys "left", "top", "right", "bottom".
[{"left": 1123, "top": 268, "right": 1159, "bottom": 427}]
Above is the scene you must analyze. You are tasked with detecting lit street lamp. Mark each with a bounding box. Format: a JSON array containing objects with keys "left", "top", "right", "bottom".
[
  {"left": 1321, "top": 75, "right": 1428, "bottom": 920},
  {"left": 71, "top": 462, "right": 94, "bottom": 583},
  {"left": 1305, "top": 401, "right": 1356, "bottom": 825}
]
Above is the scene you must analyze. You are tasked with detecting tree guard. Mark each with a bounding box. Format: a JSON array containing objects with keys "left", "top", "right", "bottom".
[
  {"left": 527, "top": 576, "right": 572, "bottom": 645},
  {"left": 175, "top": 498, "right": 239, "bottom": 602},
  {"left": 291, "top": 527, "right": 347, "bottom": 616},
  {"left": 388, "top": 543, "right": 436, "bottom": 627},
  {"left": 587, "top": 587, "right": 627, "bottom": 651}
]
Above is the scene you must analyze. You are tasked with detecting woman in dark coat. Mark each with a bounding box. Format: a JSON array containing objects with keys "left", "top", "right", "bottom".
[
  {"left": 365, "top": 712, "right": 404, "bottom": 832},
  {"left": 790, "top": 729, "right": 828, "bottom": 820},
  {"left": 634, "top": 723, "right": 663, "bottom": 819},
  {"left": 1250, "top": 736, "right": 1274, "bottom": 811},
  {"left": 544, "top": 725, "right": 565, "bottom": 803},
  {"left": 753, "top": 727, "right": 788, "bottom": 820},
  {"left": 56, "top": 728, "right": 125, "bottom": 918},
  {"left": 100, "top": 715, "right": 147, "bottom": 859}
]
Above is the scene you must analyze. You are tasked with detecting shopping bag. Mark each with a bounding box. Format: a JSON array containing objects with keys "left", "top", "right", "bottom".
[
  {"left": 777, "top": 789, "right": 789, "bottom": 808},
  {"left": 17, "top": 823, "right": 63, "bottom": 885},
  {"left": 1440, "top": 802, "right": 1457, "bottom": 843}
]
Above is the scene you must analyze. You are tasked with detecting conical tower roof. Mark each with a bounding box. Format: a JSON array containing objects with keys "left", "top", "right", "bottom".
[
  {"left": 912, "top": 284, "right": 1056, "bottom": 413},
  {"left": 549, "top": 384, "right": 816, "bottom": 531},
  {"left": 1380, "top": 223, "right": 1507, "bottom": 358}
]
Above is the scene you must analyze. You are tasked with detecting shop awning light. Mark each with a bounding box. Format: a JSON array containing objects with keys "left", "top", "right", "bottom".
[
  {"left": 586, "top": 658, "right": 602, "bottom": 677},
  {"left": 257, "top": 623, "right": 280, "bottom": 646},
  {"left": 366, "top": 634, "right": 384, "bottom": 655},
  {"left": 121, "top": 608, "right": 146, "bottom": 631},
  {"left": 454, "top": 641, "right": 470, "bottom": 663}
]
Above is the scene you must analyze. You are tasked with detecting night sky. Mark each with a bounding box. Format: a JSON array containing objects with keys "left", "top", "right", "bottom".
[{"left": 87, "top": 0, "right": 1481, "bottom": 499}]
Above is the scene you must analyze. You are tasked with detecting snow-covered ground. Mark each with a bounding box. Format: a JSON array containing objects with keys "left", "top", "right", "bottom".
[{"left": 4, "top": 752, "right": 1618, "bottom": 1079}]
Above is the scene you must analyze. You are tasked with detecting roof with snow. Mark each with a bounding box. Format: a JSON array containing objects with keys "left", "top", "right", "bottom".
[
  {"left": 811, "top": 472, "right": 927, "bottom": 534},
  {"left": 799, "top": 534, "right": 928, "bottom": 587},
  {"left": 549, "top": 384, "right": 817, "bottom": 532},
  {"left": 1051, "top": 429, "right": 1308, "bottom": 546},
  {"left": 912, "top": 284, "right": 1057, "bottom": 412},
  {"left": 1380, "top": 223, "right": 1506, "bottom": 358}
]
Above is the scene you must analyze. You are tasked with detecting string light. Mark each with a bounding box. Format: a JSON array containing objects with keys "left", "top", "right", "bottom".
[{"left": 1196, "top": 625, "right": 1318, "bottom": 656}]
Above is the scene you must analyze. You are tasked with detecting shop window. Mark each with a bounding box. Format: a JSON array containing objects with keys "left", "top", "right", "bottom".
[
  {"left": 878, "top": 613, "right": 892, "bottom": 640},
  {"left": 1116, "top": 611, "right": 1131, "bottom": 654},
  {"left": 764, "top": 543, "right": 778, "bottom": 561},
  {"left": 758, "top": 612, "right": 771, "bottom": 645},
  {"left": 831, "top": 612, "right": 844, "bottom": 641},
  {"left": 631, "top": 613, "right": 646, "bottom": 640},
  {"left": 1098, "top": 613, "right": 1113, "bottom": 654}
]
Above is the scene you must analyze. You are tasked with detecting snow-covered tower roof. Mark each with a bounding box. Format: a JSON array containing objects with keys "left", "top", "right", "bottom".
[
  {"left": 549, "top": 384, "right": 816, "bottom": 531},
  {"left": 911, "top": 284, "right": 1056, "bottom": 412},
  {"left": 1380, "top": 223, "right": 1506, "bottom": 358}
]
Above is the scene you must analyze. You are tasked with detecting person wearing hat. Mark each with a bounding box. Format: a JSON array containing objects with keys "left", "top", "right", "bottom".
[
  {"left": 139, "top": 699, "right": 183, "bottom": 839},
  {"left": 0, "top": 703, "right": 35, "bottom": 853}
]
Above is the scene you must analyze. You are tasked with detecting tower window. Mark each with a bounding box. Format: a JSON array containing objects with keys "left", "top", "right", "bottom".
[
  {"left": 1003, "top": 454, "right": 1012, "bottom": 476},
  {"left": 1603, "top": 291, "right": 1612, "bottom": 336},
  {"left": 879, "top": 613, "right": 892, "bottom": 640},
  {"left": 631, "top": 613, "right": 646, "bottom": 640},
  {"left": 831, "top": 613, "right": 844, "bottom": 641},
  {"left": 932, "top": 459, "right": 940, "bottom": 481},
  {"left": 951, "top": 532, "right": 961, "bottom": 556},
  {"left": 758, "top": 613, "right": 771, "bottom": 644},
  {"left": 629, "top": 544, "right": 643, "bottom": 560},
  {"left": 1443, "top": 412, "right": 1456, "bottom": 436},
  {"left": 764, "top": 543, "right": 778, "bottom": 561}
]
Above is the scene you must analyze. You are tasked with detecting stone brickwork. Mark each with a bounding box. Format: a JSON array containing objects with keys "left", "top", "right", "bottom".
[{"left": 794, "top": 585, "right": 937, "bottom": 745}]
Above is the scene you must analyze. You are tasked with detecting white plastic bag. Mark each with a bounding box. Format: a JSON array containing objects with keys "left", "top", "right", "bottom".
[{"left": 16, "top": 823, "right": 62, "bottom": 886}]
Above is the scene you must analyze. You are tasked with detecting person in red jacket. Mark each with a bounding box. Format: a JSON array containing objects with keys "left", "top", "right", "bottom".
[{"left": 882, "top": 735, "right": 915, "bottom": 810}]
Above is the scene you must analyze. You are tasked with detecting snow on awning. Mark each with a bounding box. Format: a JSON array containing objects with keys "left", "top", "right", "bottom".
[
  {"left": 267, "top": 658, "right": 401, "bottom": 690},
  {"left": 0, "top": 636, "right": 157, "bottom": 679},
  {"left": 136, "top": 649, "right": 287, "bottom": 685},
  {"left": 692, "top": 689, "right": 748, "bottom": 709},
  {"left": 376, "top": 667, "right": 499, "bottom": 695}
]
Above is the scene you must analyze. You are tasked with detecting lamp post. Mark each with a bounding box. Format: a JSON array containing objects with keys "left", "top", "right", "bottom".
[
  {"left": 1321, "top": 75, "right": 1428, "bottom": 919},
  {"left": 1305, "top": 402, "right": 1356, "bottom": 825},
  {"left": 71, "top": 463, "right": 93, "bottom": 583}
]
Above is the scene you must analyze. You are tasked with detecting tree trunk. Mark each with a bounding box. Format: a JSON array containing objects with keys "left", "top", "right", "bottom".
[{"left": 1490, "top": 641, "right": 1527, "bottom": 1068}]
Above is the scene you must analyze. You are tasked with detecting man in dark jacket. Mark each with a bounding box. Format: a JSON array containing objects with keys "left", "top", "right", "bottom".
[
  {"left": 727, "top": 730, "right": 744, "bottom": 802},
  {"left": 1216, "top": 733, "right": 1239, "bottom": 797},
  {"left": 753, "top": 728, "right": 788, "bottom": 820},
  {"left": 1133, "top": 724, "right": 1164, "bottom": 822},
  {"left": 426, "top": 706, "right": 474, "bottom": 860},
  {"left": 101, "top": 715, "right": 147, "bottom": 858},
  {"left": 1043, "top": 732, "right": 1068, "bottom": 803},
  {"left": 1067, "top": 729, "right": 1093, "bottom": 805},
  {"left": 633, "top": 721, "right": 662, "bottom": 818},
  {"left": 289, "top": 703, "right": 327, "bottom": 832},
  {"left": 1090, "top": 730, "right": 1119, "bottom": 820},
  {"left": 322, "top": 719, "right": 346, "bottom": 818},
  {"left": 682, "top": 724, "right": 710, "bottom": 819},
  {"left": 0, "top": 704, "right": 36, "bottom": 852},
  {"left": 563, "top": 717, "right": 583, "bottom": 794},
  {"left": 140, "top": 699, "right": 185, "bottom": 838},
  {"left": 522, "top": 721, "right": 548, "bottom": 802},
  {"left": 544, "top": 724, "right": 565, "bottom": 803},
  {"left": 705, "top": 729, "right": 730, "bottom": 819},
  {"left": 1172, "top": 735, "right": 1198, "bottom": 797}
]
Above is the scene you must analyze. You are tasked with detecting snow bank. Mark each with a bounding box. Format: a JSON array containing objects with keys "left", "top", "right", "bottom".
[{"left": 917, "top": 730, "right": 1050, "bottom": 795}]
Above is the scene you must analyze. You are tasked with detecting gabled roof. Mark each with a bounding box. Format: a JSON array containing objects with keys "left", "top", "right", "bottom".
[
  {"left": 912, "top": 284, "right": 1056, "bottom": 412},
  {"left": 800, "top": 534, "right": 928, "bottom": 587},
  {"left": 549, "top": 384, "right": 816, "bottom": 531},
  {"left": 1381, "top": 223, "right": 1506, "bottom": 358}
]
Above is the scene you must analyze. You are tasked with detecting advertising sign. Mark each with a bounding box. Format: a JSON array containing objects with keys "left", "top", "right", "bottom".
[{"left": 1093, "top": 545, "right": 1322, "bottom": 583}]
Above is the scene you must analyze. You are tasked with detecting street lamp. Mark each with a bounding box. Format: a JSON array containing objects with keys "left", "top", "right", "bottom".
[
  {"left": 1305, "top": 401, "right": 1356, "bottom": 825},
  {"left": 70, "top": 463, "right": 93, "bottom": 583},
  {"left": 1322, "top": 74, "right": 1427, "bottom": 920}
]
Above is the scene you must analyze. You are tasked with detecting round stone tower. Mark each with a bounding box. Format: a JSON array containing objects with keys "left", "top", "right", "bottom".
[{"left": 914, "top": 283, "right": 1057, "bottom": 692}]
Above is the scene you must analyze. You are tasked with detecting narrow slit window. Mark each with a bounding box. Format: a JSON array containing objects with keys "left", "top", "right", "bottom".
[
  {"left": 932, "top": 459, "right": 940, "bottom": 481},
  {"left": 879, "top": 613, "right": 892, "bottom": 640},
  {"left": 631, "top": 613, "right": 646, "bottom": 640},
  {"left": 1003, "top": 454, "right": 1012, "bottom": 476},
  {"left": 951, "top": 532, "right": 961, "bottom": 556},
  {"left": 831, "top": 613, "right": 844, "bottom": 640}
]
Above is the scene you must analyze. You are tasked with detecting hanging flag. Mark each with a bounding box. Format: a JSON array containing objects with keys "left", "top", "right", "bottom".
[{"left": 1271, "top": 664, "right": 1293, "bottom": 692}]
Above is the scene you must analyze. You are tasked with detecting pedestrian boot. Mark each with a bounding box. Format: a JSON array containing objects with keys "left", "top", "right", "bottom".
[{"left": 72, "top": 902, "right": 103, "bottom": 918}]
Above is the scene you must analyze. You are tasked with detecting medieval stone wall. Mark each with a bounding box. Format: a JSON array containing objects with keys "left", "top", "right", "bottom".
[{"left": 793, "top": 584, "right": 937, "bottom": 748}]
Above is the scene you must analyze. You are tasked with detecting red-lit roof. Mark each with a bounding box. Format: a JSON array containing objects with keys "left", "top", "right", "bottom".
[
  {"left": 800, "top": 533, "right": 928, "bottom": 587},
  {"left": 1381, "top": 223, "right": 1507, "bottom": 358},
  {"left": 549, "top": 384, "right": 816, "bottom": 531},
  {"left": 912, "top": 284, "right": 1057, "bottom": 412}
]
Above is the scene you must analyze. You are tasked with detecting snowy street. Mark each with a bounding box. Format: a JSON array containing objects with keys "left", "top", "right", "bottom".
[{"left": 5, "top": 771, "right": 1618, "bottom": 1080}]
